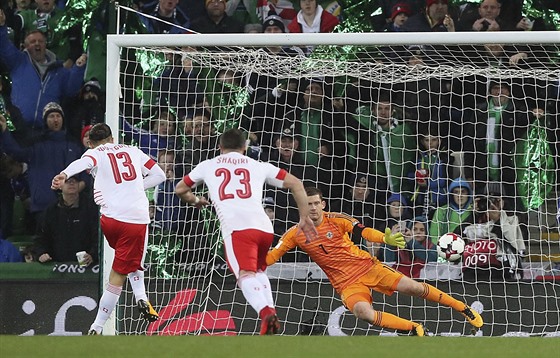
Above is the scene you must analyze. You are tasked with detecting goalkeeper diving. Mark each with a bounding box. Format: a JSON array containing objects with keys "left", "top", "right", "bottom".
[{"left": 267, "top": 187, "right": 483, "bottom": 336}]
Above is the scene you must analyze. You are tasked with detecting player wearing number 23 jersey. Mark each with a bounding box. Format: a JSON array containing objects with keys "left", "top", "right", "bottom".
[
  {"left": 182, "top": 152, "right": 286, "bottom": 236},
  {"left": 176, "top": 128, "right": 316, "bottom": 335}
]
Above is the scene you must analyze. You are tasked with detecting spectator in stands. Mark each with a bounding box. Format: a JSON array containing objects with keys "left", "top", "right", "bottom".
[
  {"left": 180, "top": 108, "right": 220, "bottom": 174},
  {"left": 384, "top": 2, "right": 412, "bottom": 32},
  {"left": 385, "top": 192, "right": 412, "bottom": 231},
  {"left": 336, "top": 174, "right": 381, "bottom": 254},
  {"left": 152, "top": 149, "right": 188, "bottom": 233},
  {"left": 456, "top": 0, "right": 503, "bottom": 32},
  {"left": 34, "top": 175, "right": 98, "bottom": 265},
  {"left": 0, "top": 151, "right": 31, "bottom": 237},
  {"left": 65, "top": 79, "right": 106, "bottom": 143},
  {"left": 12, "top": 0, "right": 33, "bottom": 14},
  {"left": 284, "top": 79, "right": 345, "bottom": 200},
  {"left": 139, "top": 0, "right": 191, "bottom": 34},
  {"left": 408, "top": 124, "right": 449, "bottom": 219},
  {"left": 190, "top": 0, "right": 244, "bottom": 33},
  {"left": 0, "top": 15, "right": 87, "bottom": 131},
  {"left": 258, "top": 0, "right": 297, "bottom": 28},
  {"left": 10, "top": 0, "right": 82, "bottom": 66},
  {"left": 378, "top": 216, "right": 437, "bottom": 278},
  {"left": 0, "top": 230, "right": 23, "bottom": 262},
  {"left": 152, "top": 48, "right": 204, "bottom": 120},
  {"left": 371, "top": 0, "right": 422, "bottom": 31},
  {"left": 402, "top": 0, "right": 454, "bottom": 32},
  {"left": 241, "top": 77, "right": 300, "bottom": 154},
  {"left": 205, "top": 68, "right": 250, "bottom": 126},
  {"left": 464, "top": 80, "right": 529, "bottom": 197},
  {"left": 121, "top": 110, "right": 179, "bottom": 160},
  {"left": 394, "top": 0, "right": 456, "bottom": 67},
  {"left": 262, "top": 196, "right": 285, "bottom": 243},
  {"left": 367, "top": 93, "right": 416, "bottom": 199},
  {"left": 261, "top": 126, "right": 314, "bottom": 238},
  {"left": 429, "top": 177, "right": 474, "bottom": 244},
  {"left": 245, "top": 14, "right": 304, "bottom": 102},
  {"left": 287, "top": 0, "right": 339, "bottom": 34},
  {"left": 0, "top": 102, "right": 83, "bottom": 228},
  {"left": 462, "top": 182, "right": 526, "bottom": 281}
]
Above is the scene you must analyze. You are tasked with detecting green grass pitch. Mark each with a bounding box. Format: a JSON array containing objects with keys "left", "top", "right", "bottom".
[{"left": 1, "top": 336, "right": 557, "bottom": 358}]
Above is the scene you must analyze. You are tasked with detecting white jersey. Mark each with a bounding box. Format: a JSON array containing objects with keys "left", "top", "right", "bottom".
[
  {"left": 63, "top": 143, "right": 161, "bottom": 224},
  {"left": 183, "top": 152, "right": 287, "bottom": 234}
]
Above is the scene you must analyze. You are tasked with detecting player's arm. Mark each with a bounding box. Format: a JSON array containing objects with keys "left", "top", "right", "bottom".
[
  {"left": 141, "top": 157, "right": 166, "bottom": 189},
  {"left": 51, "top": 156, "right": 94, "bottom": 190},
  {"left": 282, "top": 172, "right": 318, "bottom": 241},
  {"left": 175, "top": 175, "right": 209, "bottom": 209},
  {"left": 353, "top": 223, "right": 405, "bottom": 249},
  {"left": 266, "top": 229, "right": 297, "bottom": 266}
]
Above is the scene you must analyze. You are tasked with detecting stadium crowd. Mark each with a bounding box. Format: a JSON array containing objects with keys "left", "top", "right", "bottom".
[{"left": 0, "top": 0, "right": 558, "bottom": 282}]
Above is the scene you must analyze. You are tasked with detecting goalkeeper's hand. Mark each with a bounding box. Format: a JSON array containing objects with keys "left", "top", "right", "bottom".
[{"left": 383, "top": 228, "right": 405, "bottom": 249}]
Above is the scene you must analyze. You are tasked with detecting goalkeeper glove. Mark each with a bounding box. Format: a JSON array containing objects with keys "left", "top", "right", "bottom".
[{"left": 383, "top": 228, "right": 405, "bottom": 249}]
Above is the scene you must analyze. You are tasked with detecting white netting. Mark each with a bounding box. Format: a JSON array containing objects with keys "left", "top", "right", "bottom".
[{"left": 107, "top": 32, "right": 560, "bottom": 336}]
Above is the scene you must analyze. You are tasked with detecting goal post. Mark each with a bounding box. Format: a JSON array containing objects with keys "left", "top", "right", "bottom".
[{"left": 105, "top": 31, "right": 560, "bottom": 336}]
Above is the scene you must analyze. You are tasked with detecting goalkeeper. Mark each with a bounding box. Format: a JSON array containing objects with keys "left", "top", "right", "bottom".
[{"left": 267, "top": 187, "right": 483, "bottom": 336}]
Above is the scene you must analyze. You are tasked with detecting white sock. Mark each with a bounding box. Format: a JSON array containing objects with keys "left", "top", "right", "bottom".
[
  {"left": 127, "top": 270, "right": 148, "bottom": 303},
  {"left": 238, "top": 274, "right": 269, "bottom": 314},
  {"left": 255, "top": 271, "right": 275, "bottom": 308},
  {"left": 90, "top": 283, "right": 122, "bottom": 333}
]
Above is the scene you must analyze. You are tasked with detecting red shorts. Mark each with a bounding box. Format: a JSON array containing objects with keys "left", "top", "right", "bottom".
[
  {"left": 223, "top": 229, "right": 274, "bottom": 277},
  {"left": 101, "top": 215, "right": 148, "bottom": 275}
]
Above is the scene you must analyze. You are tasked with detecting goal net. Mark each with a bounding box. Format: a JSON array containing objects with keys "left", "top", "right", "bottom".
[{"left": 105, "top": 30, "right": 560, "bottom": 336}]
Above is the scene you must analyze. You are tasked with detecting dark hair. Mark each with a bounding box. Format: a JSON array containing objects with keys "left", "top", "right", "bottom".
[
  {"left": 188, "top": 108, "right": 212, "bottom": 121},
  {"left": 88, "top": 123, "right": 112, "bottom": 142},
  {"left": 304, "top": 187, "right": 323, "bottom": 200},
  {"left": 219, "top": 128, "right": 246, "bottom": 150}
]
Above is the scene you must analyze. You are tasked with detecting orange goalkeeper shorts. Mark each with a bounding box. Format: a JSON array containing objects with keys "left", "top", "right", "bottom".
[{"left": 340, "top": 261, "right": 404, "bottom": 312}]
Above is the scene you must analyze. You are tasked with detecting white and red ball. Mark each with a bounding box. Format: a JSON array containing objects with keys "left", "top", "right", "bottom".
[{"left": 436, "top": 233, "right": 465, "bottom": 262}]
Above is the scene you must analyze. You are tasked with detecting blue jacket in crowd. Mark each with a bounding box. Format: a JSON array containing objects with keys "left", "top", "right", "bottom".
[
  {"left": 0, "top": 130, "right": 82, "bottom": 214},
  {"left": 0, "top": 26, "right": 85, "bottom": 129}
]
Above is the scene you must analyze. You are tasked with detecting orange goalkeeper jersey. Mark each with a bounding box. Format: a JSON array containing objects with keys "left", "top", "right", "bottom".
[{"left": 267, "top": 212, "right": 384, "bottom": 292}]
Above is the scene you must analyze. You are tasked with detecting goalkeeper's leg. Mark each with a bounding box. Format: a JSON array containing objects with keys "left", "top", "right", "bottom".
[
  {"left": 397, "top": 277, "right": 483, "bottom": 328},
  {"left": 350, "top": 300, "right": 428, "bottom": 336}
]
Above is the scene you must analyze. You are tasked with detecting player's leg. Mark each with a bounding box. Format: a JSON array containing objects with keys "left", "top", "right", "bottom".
[
  {"left": 226, "top": 229, "right": 278, "bottom": 335},
  {"left": 121, "top": 222, "right": 158, "bottom": 322},
  {"left": 341, "top": 269, "right": 428, "bottom": 336},
  {"left": 396, "top": 275, "right": 483, "bottom": 328},
  {"left": 89, "top": 269, "right": 127, "bottom": 334},
  {"left": 256, "top": 230, "right": 280, "bottom": 335}
]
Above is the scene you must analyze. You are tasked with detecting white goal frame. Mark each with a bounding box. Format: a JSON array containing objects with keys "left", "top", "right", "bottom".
[{"left": 104, "top": 31, "right": 560, "bottom": 335}]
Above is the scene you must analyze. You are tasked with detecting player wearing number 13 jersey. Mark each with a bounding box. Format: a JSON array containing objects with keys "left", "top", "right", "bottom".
[
  {"left": 176, "top": 128, "right": 317, "bottom": 335},
  {"left": 51, "top": 124, "right": 166, "bottom": 335}
]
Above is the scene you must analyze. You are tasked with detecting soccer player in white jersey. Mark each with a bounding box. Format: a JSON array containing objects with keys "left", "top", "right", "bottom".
[
  {"left": 175, "top": 128, "right": 317, "bottom": 335},
  {"left": 51, "top": 123, "right": 166, "bottom": 335}
]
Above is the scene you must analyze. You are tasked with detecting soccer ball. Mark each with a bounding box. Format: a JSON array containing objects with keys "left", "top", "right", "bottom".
[{"left": 436, "top": 233, "right": 465, "bottom": 262}]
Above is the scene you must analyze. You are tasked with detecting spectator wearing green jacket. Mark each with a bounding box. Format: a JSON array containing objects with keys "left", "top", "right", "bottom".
[
  {"left": 429, "top": 177, "right": 474, "bottom": 244},
  {"left": 367, "top": 94, "right": 416, "bottom": 198}
]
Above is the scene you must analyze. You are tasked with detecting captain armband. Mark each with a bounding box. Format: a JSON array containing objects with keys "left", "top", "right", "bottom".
[{"left": 351, "top": 222, "right": 366, "bottom": 241}]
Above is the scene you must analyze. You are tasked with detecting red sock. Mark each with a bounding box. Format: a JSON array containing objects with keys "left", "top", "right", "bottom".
[{"left": 259, "top": 306, "right": 276, "bottom": 319}]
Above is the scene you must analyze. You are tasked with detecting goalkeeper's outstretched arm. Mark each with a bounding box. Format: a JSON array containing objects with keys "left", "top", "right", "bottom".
[{"left": 353, "top": 224, "right": 406, "bottom": 249}]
